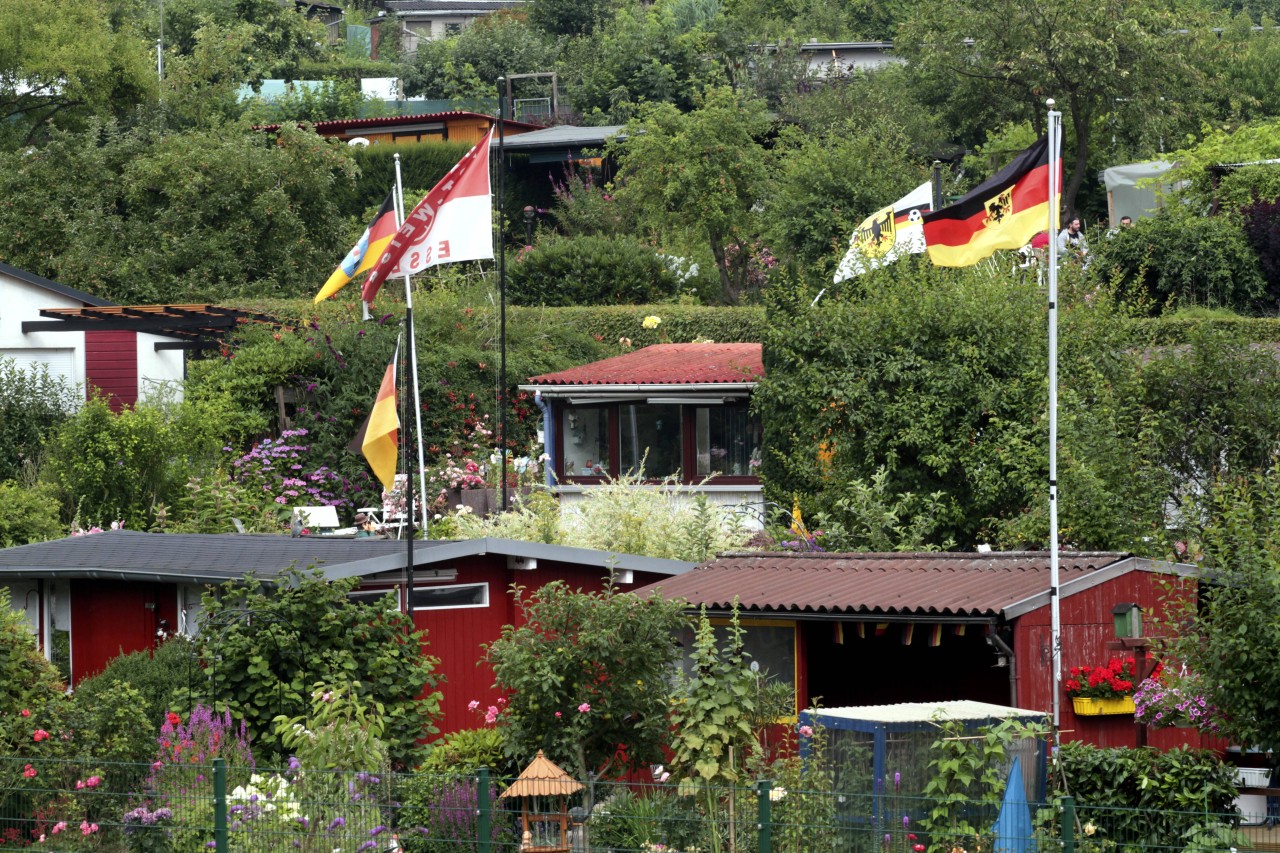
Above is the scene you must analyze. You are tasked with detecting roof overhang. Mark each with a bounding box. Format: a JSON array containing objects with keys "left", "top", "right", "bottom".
[
  {"left": 22, "top": 305, "right": 283, "bottom": 351},
  {"left": 1001, "top": 556, "right": 1198, "bottom": 619},
  {"left": 520, "top": 382, "right": 756, "bottom": 401}
]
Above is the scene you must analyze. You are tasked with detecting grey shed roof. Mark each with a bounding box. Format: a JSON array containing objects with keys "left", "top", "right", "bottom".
[
  {"left": 0, "top": 261, "right": 112, "bottom": 307},
  {"left": 0, "top": 530, "right": 693, "bottom": 584},
  {"left": 500, "top": 125, "right": 625, "bottom": 150}
]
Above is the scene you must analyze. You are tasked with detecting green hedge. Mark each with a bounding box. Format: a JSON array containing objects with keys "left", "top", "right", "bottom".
[
  {"left": 507, "top": 235, "right": 682, "bottom": 306},
  {"left": 1131, "top": 314, "right": 1280, "bottom": 344}
]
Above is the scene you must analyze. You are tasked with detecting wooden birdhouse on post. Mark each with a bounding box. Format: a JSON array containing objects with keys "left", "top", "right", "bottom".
[{"left": 499, "top": 750, "right": 585, "bottom": 852}]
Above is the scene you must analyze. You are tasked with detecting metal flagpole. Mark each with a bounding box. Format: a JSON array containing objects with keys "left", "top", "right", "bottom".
[
  {"left": 389, "top": 151, "right": 430, "bottom": 545},
  {"left": 1046, "top": 99, "right": 1063, "bottom": 732},
  {"left": 497, "top": 78, "right": 509, "bottom": 512}
]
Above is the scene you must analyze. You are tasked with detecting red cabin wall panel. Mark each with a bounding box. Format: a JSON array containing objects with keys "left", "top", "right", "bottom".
[
  {"left": 84, "top": 330, "right": 139, "bottom": 411},
  {"left": 1013, "top": 569, "right": 1218, "bottom": 750},
  {"left": 70, "top": 580, "right": 176, "bottom": 685},
  {"left": 411, "top": 555, "right": 673, "bottom": 735}
]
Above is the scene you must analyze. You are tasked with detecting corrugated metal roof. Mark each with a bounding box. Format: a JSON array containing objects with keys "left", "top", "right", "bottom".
[
  {"left": 386, "top": 0, "right": 522, "bottom": 10},
  {"left": 254, "top": 111, "right": 541, "bottom": 134},
  {"left": 526, "top": 343, "right": 763, "bottom": 387},
  {"left": 499, "top": 751, "right": 584, "bottom": 799},
  {"left": 635, "top": 551, "right": 1130, "bottom": 619},
  {"left": 813, "top": 700, "right": 1045, "bottom": 724},
  {"left": 501, "top": 124, "right": 625, "bottom": 150}
]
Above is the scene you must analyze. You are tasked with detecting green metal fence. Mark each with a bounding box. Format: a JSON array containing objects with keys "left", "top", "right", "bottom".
[{"left": 0, "top": 757, "right": 1264, "bottom": 853}]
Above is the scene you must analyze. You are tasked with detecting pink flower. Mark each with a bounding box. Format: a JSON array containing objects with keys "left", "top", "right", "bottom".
[
  {"left": 555, "top": 711, "right": 563, "bottom": 718},
  {"left": 468, "top": 700, "right": 480, "bottom": 711},
  {"left": 32, "top": 729, "right": 49, "bottom": 742},
  {"left": 798, "top": 725, "right": 814, "bottom": 738},
  {"left": 578, "top": 703, "right": 591, "bottom": 713},
  {"left": 76, "top": 779, "right": 85, "bottom": 789},
  {"left": 22, "top": 764, "right": 36, "bottom": 778},
  {"left": 80, "top": 820, "right": 99, "bottom": 836},
  {"left": 86, "top": 775, "right": 101, "bottom": 788},
  {"left": 20, "top": 709, "right": 30, "bottom": 718},
  {"left": 52, "top": 822, "right": 67, "bottom": 835}
]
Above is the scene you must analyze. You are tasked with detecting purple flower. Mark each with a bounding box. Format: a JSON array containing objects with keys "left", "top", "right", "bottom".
[
  {"left": 894, "top": 771, "right": 901, "bottom": 791},
  {"left": 329, "top": 817, "right": 345, "bottom": 830}
]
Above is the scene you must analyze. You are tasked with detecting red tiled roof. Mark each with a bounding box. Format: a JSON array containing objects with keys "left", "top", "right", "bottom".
[
  {"left": 255, "top": 111, "right": 542, "bottom": 134},
  {"left": 526, "top": 343, "right": 763, "bottom": 387},
  {"left": 636, "top": 551, "right": 1131, "bottom": 619}
]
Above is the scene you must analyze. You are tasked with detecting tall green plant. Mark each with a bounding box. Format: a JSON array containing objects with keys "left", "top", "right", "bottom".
[
  {"left": 0, "top": 357, "right": 77, "bottom": 483},
  {"left": 199, "top": 571, "right": 441, "bottom": 768},
  {"left": 483, "top": 579, "right": 687, "bottom": 784}
]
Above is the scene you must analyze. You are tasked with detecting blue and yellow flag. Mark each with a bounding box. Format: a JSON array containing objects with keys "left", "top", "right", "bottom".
[{"left": 315, "top": 191, "right": 398, "bottom": 302}]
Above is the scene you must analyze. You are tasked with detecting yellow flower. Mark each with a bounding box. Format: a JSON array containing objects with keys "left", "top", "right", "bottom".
[
  {"left": 642, "top": 315, "right": 662, "bottom": 329},
  {"left": 1083, "top": 822, "right": 1097, "bottom": 837}
]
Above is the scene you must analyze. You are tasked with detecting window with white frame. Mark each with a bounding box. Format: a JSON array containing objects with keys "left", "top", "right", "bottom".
[{"left": 410, "top": 583, "right": 488, "bottom": 610}]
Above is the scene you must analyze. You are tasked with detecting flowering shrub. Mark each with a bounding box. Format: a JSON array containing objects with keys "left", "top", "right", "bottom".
[
  {"left": 228, "top": 428, "right": 357, "bottom": 512},
  {"left": 1065, "top": 658, "right": 1138, "bottom": 699},
  {"left": 1134, "top": 667, "right": 1221, "bottom": 731}
]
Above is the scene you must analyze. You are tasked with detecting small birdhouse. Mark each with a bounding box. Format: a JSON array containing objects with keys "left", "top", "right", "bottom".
[
  {"left": 499, "top": 750, "right": 584, "bottom": 853},
  {"left": 1112, "top": 603, "right": 1142, "bottom": 639}
]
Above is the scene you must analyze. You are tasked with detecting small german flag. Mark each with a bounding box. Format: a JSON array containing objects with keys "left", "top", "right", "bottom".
[{"left": 922, "top": 138, "right": 1059, "bottom": 267}]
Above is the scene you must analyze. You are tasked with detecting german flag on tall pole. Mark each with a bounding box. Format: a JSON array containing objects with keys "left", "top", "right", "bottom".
[
  {"left": 362, "top": 341, "right": 400, "bottom": 491},
  {"left": 921, "top": 138, "right": 1059, "bottom": 267},
  {"left": 314, "top": 190, "right": 398, "bottom": 303}
]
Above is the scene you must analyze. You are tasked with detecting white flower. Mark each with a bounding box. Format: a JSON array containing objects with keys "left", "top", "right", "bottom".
[{"left": 769, "top": 786, "right": 787, "bottom": 801}]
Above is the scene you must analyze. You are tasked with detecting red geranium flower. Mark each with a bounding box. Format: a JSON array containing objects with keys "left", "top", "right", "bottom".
[{"left": 167, "top": 712, "right": 182, "bottom": 726}]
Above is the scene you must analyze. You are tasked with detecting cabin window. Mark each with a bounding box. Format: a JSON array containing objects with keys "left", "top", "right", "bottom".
[
  {"left": 620, "top": 403, "right": 682, "bottom": 479},
  {"left": 562, "top": 406, "right": 610, "bottom": 477},
  {"left": 696, "top": 406, "right": 762, "bottom": 477},
  {"left": 411, "top": 583, "right": 488, "bottom": 610}
]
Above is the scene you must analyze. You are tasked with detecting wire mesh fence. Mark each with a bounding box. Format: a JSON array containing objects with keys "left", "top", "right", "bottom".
[{"left": 0, "top": 757, "right": 1267, "bottom": 853}]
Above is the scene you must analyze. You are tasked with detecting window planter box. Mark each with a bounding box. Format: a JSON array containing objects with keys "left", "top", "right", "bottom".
[{"left": 1071, "top": 696, "right": 1136, "bottom": 716}]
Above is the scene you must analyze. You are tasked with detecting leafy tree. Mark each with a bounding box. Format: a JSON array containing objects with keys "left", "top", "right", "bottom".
[
  {"left": 560, "top": 0, "right": 731, "bottom": 120},
  {"left": 765, "top": 116, "right": 925, "bottom": 276},
  {"left": 610, "top": 88, "right": 771, "bottom": 303},
  {"left": 1161, "top": 118, "right": 1280, "bottom": 211},
  {"left": 530, "top": 0, "right": 623, "bottom": 36},
  {"left": 0, "top": 0, "right": 152, "bottom": 146},
  {"left": 483, "top": 579, "right": 687, "bottom": 783},
  {"left": 896, "top": 0, "right": 1210, "bottom": 214},
  {"left": 0, "top": 120, "right": 357, "bottom": 303},
  {"left": 404, "top": 12, "right": 558, "bottom": 100},
  {"left": 1167, "top": 469, "right": 1280, "bottom": 754},
  {"left": 199, "top": 569, "right": 442, "bottom": 768},
  {"left": 0, "top": 587, "right": 67, "bottom": 757},
  {"left": 757, "top": 259, "right": 1160, "bottom": 551}
]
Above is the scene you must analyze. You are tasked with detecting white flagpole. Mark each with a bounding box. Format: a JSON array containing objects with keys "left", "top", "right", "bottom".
[
  {"left": 1046, "top": 99, "right": 1063, "bottom": 732},
  {"left": 392, "top": 153, "right": 431, "bottom": 539}
]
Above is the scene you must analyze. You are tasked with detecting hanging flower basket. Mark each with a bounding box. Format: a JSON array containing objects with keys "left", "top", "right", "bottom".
[{"left": 1072, "top": 696, "right": 1136, "bottom": 716}]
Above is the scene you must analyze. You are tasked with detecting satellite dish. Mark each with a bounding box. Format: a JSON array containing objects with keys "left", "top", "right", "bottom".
[{"left": 348, "top": 137, "right": 370, "bottom": 147}]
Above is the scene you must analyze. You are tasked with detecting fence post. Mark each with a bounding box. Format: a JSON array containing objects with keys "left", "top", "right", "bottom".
[
  {"left": 477, "top": 767, "right": 492, "bottom": 853},
  {"left": 1061, "top": 796, "right": 1075, "bottom": 853},
  {"left": 757, "top": 779, "right": 773, "bottom": 853},
  {"left": 213, "top": 758, "right": 228, "bottom": 853}
]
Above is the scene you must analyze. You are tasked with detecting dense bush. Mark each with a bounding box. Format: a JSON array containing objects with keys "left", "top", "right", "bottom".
[
  {"left": 74, "top": 637, "right": 199, "bottom": 730},
  {"left": 0, "top": 357, "right": 78, "bottom": 483},
  {"left": 1090, "top": 207, "right": 1266, "bottom": 312},
  {"left": 199, "top": 570, "right": 441, "bottom": 768},
  {"left": 416, "top": 727, "right": 515, "bottom": 776},
  {"left": 508, "top": 234, "right": 684, "bottom": 306},
  {"left": 0, "top": 481, "right": 63, "bottom": 546},
  {"left": 0, "top": 587, "right": 67, "bottom": 757},
  {"left": 1056, "top": 743, "right": 1238, "bottom": 840}
]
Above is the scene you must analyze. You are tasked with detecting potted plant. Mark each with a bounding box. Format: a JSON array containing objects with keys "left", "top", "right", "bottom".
[
  {"left": 1065, "top": 658, "right": 1138, "bottom": 715},
  {"left": 1134, "top": 664, "right": 1221, "bottom": 731}
]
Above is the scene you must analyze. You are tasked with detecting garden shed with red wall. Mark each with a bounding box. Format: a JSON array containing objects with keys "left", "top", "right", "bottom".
[
  {"left": 639, "top": 550, "right": 1215, "bottom": 751},
  {"left": 0, "top": 531, "right": 692, "bottom": 734}
]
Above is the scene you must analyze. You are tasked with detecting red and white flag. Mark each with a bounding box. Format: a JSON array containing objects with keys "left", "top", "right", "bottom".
[{"left": 361, "top": 128, "right": 494, "bottom": 302}]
